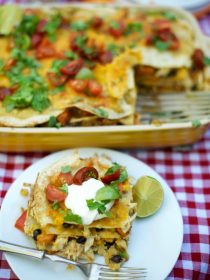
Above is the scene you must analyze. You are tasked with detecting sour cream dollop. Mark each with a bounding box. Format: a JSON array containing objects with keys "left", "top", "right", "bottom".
[{"left": 65, "top": 178, "right": 113, "bottom": 225}]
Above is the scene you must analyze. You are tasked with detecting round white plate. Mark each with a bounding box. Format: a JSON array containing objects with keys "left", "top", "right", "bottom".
[
  {"left": 126, "top": 0, "right": 210, "bottom": 11},
  {"left": 0, "top": 148, "right": 183, "bottom": 280}
]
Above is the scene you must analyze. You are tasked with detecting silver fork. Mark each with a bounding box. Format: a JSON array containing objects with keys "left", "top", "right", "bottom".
[{"left": 0, "top": 240, "right": 147, "bottom": 279}]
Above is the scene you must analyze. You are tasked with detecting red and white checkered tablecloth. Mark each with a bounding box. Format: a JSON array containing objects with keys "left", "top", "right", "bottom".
[
  {"left": 0, "top": 129, "right": 210, "bottom": 280},
  {"left": 0, "top": 1, "right": 210, "bottom": 279}
]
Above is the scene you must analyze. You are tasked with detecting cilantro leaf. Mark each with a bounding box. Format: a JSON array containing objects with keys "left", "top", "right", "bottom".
[
  {"left": 75, "top": 35, "right": 88, "bottom": 49},
  {"left": 204, "top": 56, "right": 210, "bottom": 66},
  {"left": 163, "top": 11, "right": 177, "bottom": 21},
  {"left": 48, "top": 116, "right": 61, "bottom": 128},
  {"left": 61, "top": 165, "right": 71, "bottom": 173},
  {"left": 65, "top": 51, "right": 78, "bottom": 60},
  {"left": 49, "top": 86, "right": 64, "bottom": 95},
  {"left": 15, "top": 14, "right": 39, "bottom": 35},
  {"left": 50, "top": 60, "right": 68, "bottom": 73},
  {"left": 107, "top": 44, "right": 122, "bottom": 56},
  {"left": 93, "top": 108, "right": 109, "bottom": 118},
  {"left": 86, "top": 199, "right": 106, "bottom": 214},
  {"left": 70, "top": 21, "right": 89, "bottom": 31},
  {"left": 154, "top": 40, "right": 170, "bottom": 52},
  {"left": 192, "top": 119, "right": 201, "bottom": 128},
  {"left": 52, "top": 201, "right": 59, "bottom": 210},
  {"left": 125, "top": 22, "right": 142, "bottom": 34},
  {"left": 59, "top": 184, "right": 69, "bottom": 193},
  {"left": 118, "top": 168, "right": 128, "bottom": 183},
  {"left": 105, "top": 163, "right": 121, "bottom": 175},
  {"left": 31, "top": 92, "right": 50, "bottom": 112},
  {"left": 64, "top": 210, "right": 83, "bottom": 225},
  {"left": 75, "top": 67, "right": 94, "bottom": 80},
  {"left": 96, "top": 186, "right": 121, "bottom": 201},
  {"left": 43, "top": 14, "right": 61, "bottom": 42},
  {"left": 0, "top": 59, "right": 4, "bottom": 74},
  {"left": 110, "top": 21, "right": 120, "bottom": 30}
]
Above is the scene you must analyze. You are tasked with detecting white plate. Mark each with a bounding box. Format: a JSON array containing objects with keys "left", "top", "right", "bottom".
[
  {"left": 0, "top": 148, "right": 183, "bottom": 280},
  {"left": 126, "top": 0, "right": 210, "bottom": 11}
]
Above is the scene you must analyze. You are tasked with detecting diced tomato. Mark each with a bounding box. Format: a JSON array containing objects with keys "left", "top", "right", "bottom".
[
  {"left": 58, "top": 172, "right": 73, "bottom": 185},
  {"left": 153, "top": 19, "right": 171, "bottom": 31},
  {"left": 46, "top": 184, "right": 67, "bottom": 202},
  {"left": 88, "top": 80, "right": 103, "bottom": 96},
  {"left": 69, "top": 79, "right": 88, "bottom": 92},
  {"left": 91, "top": 17, "right": 103, "bottom": 29},
  {"left": 36, "top": 19, "right": 48, "bottom": 33},
  {"left": 31, "top": 33, "right": 43, "bottom": 48},
  {"left": 192, "top": 49, "right": 204, "bottom": 70},
  {"left": 108, "top": 21, "right": 126, "bottom": 38},
  {"left": 35, "top": 38, "right": 56, "bottom": 59},
  {"left": 99, "top": 51, "right": 113, "bottom": 64},
  {"left": 73, "top": 167, "right": 99, "bottom": 185},
  {"left": 0, "top": 87, "right": 12, "bottom": 101},
  {"left": 158, "top": 28, "right": 173, "bottom": 42},
  {"left": 47, "top": 72, "right": 68, "bottom": 87},
  {"left": 60, "top": 59, "right": 83, "bottom": 76},
  {"left": 15, "top": 210, "right": 27, "bottom": 232},
  {"left": 3, "top": 58, "right": 16, "bottom": 71},
  {"left": 169, "top": 37, "right": 180, "bottom": 50},
  {"left": 37, "top": 233, "right": 55, "bottom": 245},
  {"left": 101, "top": 169, "right": 121, "bottom": 184},
  {"left": 57, "top": 110, "right": 71, "bottom": 126}
]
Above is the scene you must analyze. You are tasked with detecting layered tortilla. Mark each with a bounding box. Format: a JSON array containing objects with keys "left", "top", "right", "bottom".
[
  {"left": 24, "top": 152, "right": 137, "bottom": 269},
  {"left": 0, "top": 5, "right": 209, "bottom": 127}
]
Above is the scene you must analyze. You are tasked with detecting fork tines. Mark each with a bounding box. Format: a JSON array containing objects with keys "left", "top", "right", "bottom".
[{"left": 98, "top": 266, "right": 147, "bottom": 279}]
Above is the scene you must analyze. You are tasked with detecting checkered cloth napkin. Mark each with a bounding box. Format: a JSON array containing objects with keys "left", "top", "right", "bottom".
[{"left": 0, "top": 1, "right": 210, "bottom": 279}]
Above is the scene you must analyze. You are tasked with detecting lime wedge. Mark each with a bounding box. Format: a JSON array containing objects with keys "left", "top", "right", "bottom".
[
  {"left": 133, "top": 176, "right": 164, "bottom": 218},
  {"left": 0, "top": 5, "right": 23, "bottom": 35}
]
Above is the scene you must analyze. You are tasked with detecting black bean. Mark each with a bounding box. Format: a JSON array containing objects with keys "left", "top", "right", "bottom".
[
  {"left": 33, "top": 229, "right": 42, "bottom": 241},
  {"left": 76, "top": 237, "right": 86, "bottom": 244},
  {"left": 110, "top": 255, "right": 123, "bottom": 263},
  {"left": 63, "top": 223, "right": 71, "bottom": 228},
  {"left": 105, "top": 241, "right": 115, "bottom": 249},
  {"left": 95, "top": 228, "right": 103, "bottom": 232}
]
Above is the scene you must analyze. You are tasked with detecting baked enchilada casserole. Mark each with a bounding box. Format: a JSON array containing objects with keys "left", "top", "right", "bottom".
[
  {"left": 15, "top": 152, "right": 137, "bottom": 270},
  {"left": 0, "top": 4, "right": 209, "bottom": 127}
]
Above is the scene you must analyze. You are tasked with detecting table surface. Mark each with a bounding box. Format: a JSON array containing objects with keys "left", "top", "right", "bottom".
[{"left": 0, "top": 2, "right": 210, "bottom": 280}]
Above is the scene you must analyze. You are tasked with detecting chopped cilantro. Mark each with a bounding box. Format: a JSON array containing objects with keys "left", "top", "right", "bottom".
[
  {"left": 31, "top": 91, "right": 50, "bottom": 112},
  {"left": 110, "top": 21, "right": 120, "bottom": 30},
  {"left": 192, "top": 119, "right": 201, "bottom": 128},
  {"left": 86, "top": 199, "right": 106, "bottom": 214},
  {"left": 75, "top": 67, "right": 94, "bottom": 80},
  {"left": 75, "top": 35, "right": 87, "bottom": 49},
  {"left": 65, "top": 51, "right": 78, "bottom": 60},
  {"left": 154, "top": 40, "right": 170, "bottom": 52},
  {"left": 43, "top": 14, "right": 61, "bottom": 42},
  {"left": 48, "top": 116, "right": 61, "bottom": 128},
  {"left": 59, "top": 184, "right": 69, "bottom": 193},
  {"left": 204, "top": 56, "right": 210, "bottom": 66},
  {"left": 118, "top": 168, "right": 128, "bottom": 183},
  {"left": 52, "top": 201, "right": 59, "bottom": 210},
  {"left": 70, "top": 21, "right": 89, "bottom": 31},
  {"left": 61, "top": 165, "right": 71, "bottom": 173},
  {"left": 105, "top": 163, "right": 121, "bottom": 175},
  {"left": 119, "top": 251, "right": 129, "bottom": 259},
  {"left": 50, "top": 59, "right": 68, "bottom": 73},
  {"left": 0, "top": 59, "right": 4, "bottom": 73},
  {"left": 64, "top": 210, "right": 83, "bottom": 225},
  {"left": 125, "top": 22, "right": 142, "bottom": 34},
  {"left": 107, "top": 44, "right": 121, "bottom": 56},
  {"left": 96, "top": 186, "right": 121, "bottom": 201},
  {"left": 163, "top": 11, "right": 177, "bottom": 21},
  {"left": 49, "top": 86, "right": 64, "bottom": 95},
  {"left": 93, "top": 108, "right": 109, "bottom": 118},
  {"left": 15, "top": 14, "right": 39, "bottom": 35}
]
